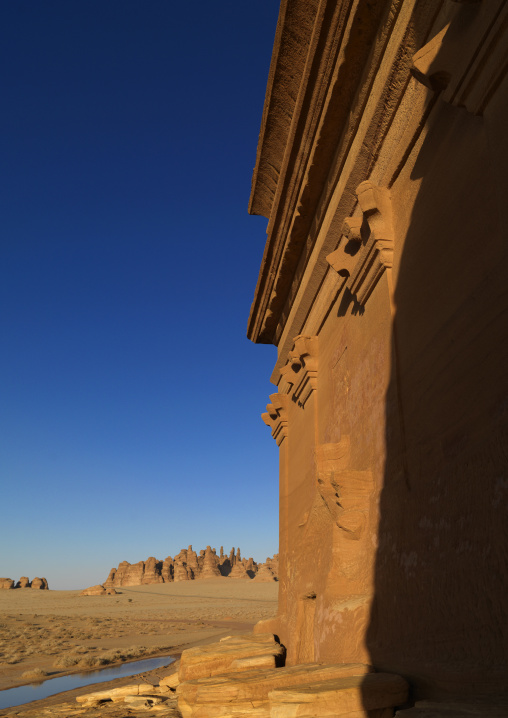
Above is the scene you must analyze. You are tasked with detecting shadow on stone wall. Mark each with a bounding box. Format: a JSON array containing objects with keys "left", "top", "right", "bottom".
[{"left": 362, "top": 6, "right": 508, "bottom": 708}]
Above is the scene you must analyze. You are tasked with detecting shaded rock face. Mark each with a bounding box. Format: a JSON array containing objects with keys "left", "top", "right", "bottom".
[
  {"left": 31, "top": 577, "right": 49, "bottom": 590},
  {"left": 16, "top": 576, "right": 31, "bottom": 588},
  {"left": 32, "top": 576, "right": 48, "bottom": 591},
  {"left": 0, "top": 578, "right": 14, "bottom": 589},
  {"left": 103, "top": 546, "right": 278, "bottom": 587}
]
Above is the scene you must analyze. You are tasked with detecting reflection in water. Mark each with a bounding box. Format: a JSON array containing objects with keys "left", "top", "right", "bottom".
[{"left": 0, "top": 655, "right": 174, "bottom": 710}]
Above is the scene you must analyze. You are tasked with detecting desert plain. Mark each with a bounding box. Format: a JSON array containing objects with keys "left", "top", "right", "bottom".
[{"left": 0, "top": 579, "right": 278, "bottom": 715}]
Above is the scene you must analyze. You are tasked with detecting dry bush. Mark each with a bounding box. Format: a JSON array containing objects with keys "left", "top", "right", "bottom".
[
  {"left": 53, "top": 655, "right": 79, "bottom": 669},
  {"left": 21, "top": 668, "right": 47, "bottom": 681}
]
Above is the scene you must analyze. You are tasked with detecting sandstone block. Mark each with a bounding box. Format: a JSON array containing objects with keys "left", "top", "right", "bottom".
[
  {"left": 231, "top": 654, "right": 278, "bottom": 670},
  {"left": 177, "top": 662, "right": 373, "bottom": 711},
  {"left": 269, "top": 673, "right": 409, "bottom": 717},
  {"left": 16, "top": 576, "right": 31, "bottom": 588},
  {"left": 160, "top": 673, "right": 180, "bottom": 689},
  {"left": 76, "top": 682, "right": 156, "bottom": 704},
  {"left": 178, "top": 633, "right": 285, "bottom": 682},
  {"left": 0, "top": 578, "right": 14, "bottom": 589}
]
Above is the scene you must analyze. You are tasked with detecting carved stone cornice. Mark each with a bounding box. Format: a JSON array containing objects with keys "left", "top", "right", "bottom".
[
  {"left": 279, "top": 335, "right": 318, "bottom": 407},
  {"left": 326, "top": 181, "right": 393, "bottom": 305},
  {"left": 247, "top": 0, "right": 396, "bottom": 344},
  {"left": 262, "top": 393, "right": 289, "bottom": 446}
]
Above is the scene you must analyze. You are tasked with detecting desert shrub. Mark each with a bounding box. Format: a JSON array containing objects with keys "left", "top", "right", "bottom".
[
  {"left": 53, "top": 655, "right": 78, "bottom": 669},
  {"left": 77, "top": 655, "right": 109, "bottom": 668},
  {"left": 21, "top": 668, "right": 47, "bottom": 681}
]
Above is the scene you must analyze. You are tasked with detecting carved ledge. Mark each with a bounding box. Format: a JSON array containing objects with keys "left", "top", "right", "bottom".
[
  {"left": 261, "top": 393, "right": 289, "bottom": 446},
  {"left": 348, "top": 182, "right": 394, "bottom": 304},
  {"left": 279, "top": 335, "right": 318, "bottom": 407},
  {"left": 315, "top": 440, "right": 374, "bottom": 540},
  {"left": 326, "top": 217, "right": 363, "bottom": 278},
  {"left": 327, "top": 182, "right": 393, "bottom": 305}
]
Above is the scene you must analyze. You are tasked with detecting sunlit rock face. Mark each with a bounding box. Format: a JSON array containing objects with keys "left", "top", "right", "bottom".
[
  {"left": 247, "top": 0, "right": 508, "bottom": 703},
  {"left": 103, "top": 546, "right": 278, "bottom": 586}
]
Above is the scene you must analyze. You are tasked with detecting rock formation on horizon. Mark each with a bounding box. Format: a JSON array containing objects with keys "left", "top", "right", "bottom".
[
  {"left": 0, "top": 576, "right": 49, "bottom": 589},
  {"left": 103, "top": 546, "right": 278, "bottom": 588}
]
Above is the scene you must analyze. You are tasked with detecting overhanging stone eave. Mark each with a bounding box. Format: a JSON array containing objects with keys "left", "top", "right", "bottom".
[
  {"left": 248, "top": 0, "right": 396, "bottom": 347},
  {"left": 248, "top": 0, "right": 322, "bottom": 223}
]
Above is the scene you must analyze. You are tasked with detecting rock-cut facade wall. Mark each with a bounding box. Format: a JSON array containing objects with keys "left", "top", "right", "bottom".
[{"left": 248, "top": 0, "right": 508, "bottom": 703}]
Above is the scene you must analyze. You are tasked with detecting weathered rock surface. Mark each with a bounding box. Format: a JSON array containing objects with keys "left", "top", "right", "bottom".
[
  {"left": 1, "top": 576, "right": 49, "bottom": 589},
  {"left": 79, "top": 583, "right": 118, "bottom": 596},
  {"left": 104, "top": 545, "right": 278, "bottom": 587},
  {"left": 178, "top": 633, "right": 285, "bottom": 682},
  {"left": 269, "top": 673, "right": 409, "bottom": 716},
  {"left": 80, "top": 584, "right": 107, "bottom": 596},
  {"left": 174, "top": 633, "right": 405, "bottom": 718},
  {"left": 30, "top": 577, "right": 48, "bottom": 589}
]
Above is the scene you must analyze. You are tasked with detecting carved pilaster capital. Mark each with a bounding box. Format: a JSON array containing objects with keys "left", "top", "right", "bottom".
[
  {"left": 326, "top": 182, "right": 393, "bottom": 305},
  {"left": 261, "top": 393, "right": 288, "bottom": 446},
  {"left": 279, "top": 335, "right": 318, "bottom": 407}
]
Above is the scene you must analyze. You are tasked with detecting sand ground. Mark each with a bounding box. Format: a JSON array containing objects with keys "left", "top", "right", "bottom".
[{"left": 0, "top": 579, "right": 278, "bottom": 700}]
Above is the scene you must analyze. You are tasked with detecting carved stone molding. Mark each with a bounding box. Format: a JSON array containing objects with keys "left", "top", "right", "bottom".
[
  {"left": 279, "top": 335, "right": 318, "bottom": 407},
  {"left": 261, "top": 393, "right": 289, "bottom": 446},
  {"left": 315, "top": 439, "right": 374, "bottom": 540},
  {"left": 326, "top": 181, "right": 393, "bottom": 305}
]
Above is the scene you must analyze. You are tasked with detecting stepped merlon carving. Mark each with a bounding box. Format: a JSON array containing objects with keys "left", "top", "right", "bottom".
[{"left": 327, "top": 182, "right": 393, "bottom": 305}]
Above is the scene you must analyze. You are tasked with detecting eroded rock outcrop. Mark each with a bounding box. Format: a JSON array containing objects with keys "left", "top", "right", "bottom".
[
  {"left": 1, "top": 576, "right": 49, "bottom": 589},
  {"left": 31, "top": 577, "right": 49, "bottom": 590},
  {"left": 80, "top": 584, "right": 118, "bottom": 596},
  {"left": 103, "top": 545, "right": 278, "bottom": 587}
]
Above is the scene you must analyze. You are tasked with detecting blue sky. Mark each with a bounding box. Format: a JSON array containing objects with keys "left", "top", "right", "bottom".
[{"left": 0, "top": 1, "right": 280, "bottom": 589}]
